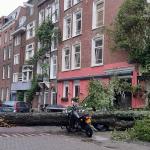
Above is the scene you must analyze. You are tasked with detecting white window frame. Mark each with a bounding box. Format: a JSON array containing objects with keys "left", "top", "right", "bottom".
[
  {"left": 39, "top": 9, "right": 45, "bottom": 25},
  {"left": 62, "top": 47, "right": 71, "bottom": 71},
  {"left": 2, "top": 66, "right": 5, "bottom": 79},
  {"left": 14, "top": 54, "right": 20, "bottom": 65},
  {"left": 14, "top": 35, "right": 21, "bottom": 46},
  {"left": 8, "top": 46, "right": 11, "bottom": 59},
  {"left": 91, "top": 36, "right": 104, "bottom": 66},
  {"left": 26, "top": 21, "right": 35, "bottom": 39},
  {"left": 64, "top": 0, "right": 72, "bottom": 11},
  {"left": 50, "top": 55, "right": 57, "bottom": 79},
  {"left": 22, "top": 66, "right": 33, "bottom": 82},
  {"left": 25, "top": 43, "right": 34, "bottom": 61},
  {"left": 7, "top": 65, "right": 10, "bottom": 78},
  {"left": 19, "top": 16, "right": 26, "bottom": 27},
  {"left": 73, "top": 80, "right": 80, "bottom": 97},
  {"left": 1, "top": 88, "right": 4, "bottom": 101},
  {"left": 13, "top": 73, "right": 19, "bottom": 82},
  {"left": 3, "top": 48, "right": 7, "bottom": 60},
  {"left": 4, "top": 32, "right": 7, "bottom": 43},
  {"left": 73, "top": 10, "right": 82, "bottom": 36},
  {"left": 45, "top": 5, "right": 52, "bottom": 20},
  {"left": 6, "top": 88, "right": 9, "bottom": 101},
  {"left": 73, "top": 0, "right": 81, "bottom": 5},
  {"left": 72, "top": 43, "right": 81, "bottom": 70},
  {"left": 63, "top": 16, "right": 72, "bottom": 40},
  {"left": 92, "top": 0, "right": 104, "bottom": 29},
  {"left": 63, "top": 81, "right": 69, "bottom": 98}
]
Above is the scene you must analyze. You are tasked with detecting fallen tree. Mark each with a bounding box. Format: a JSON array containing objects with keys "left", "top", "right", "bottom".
[{"left": 0, "top": 111, "right": 149, "bottom": 130}]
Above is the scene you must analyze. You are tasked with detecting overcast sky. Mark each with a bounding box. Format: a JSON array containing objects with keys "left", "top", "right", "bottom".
[{"left": 0, "top": 0, "right": 26, "bottom": 16}]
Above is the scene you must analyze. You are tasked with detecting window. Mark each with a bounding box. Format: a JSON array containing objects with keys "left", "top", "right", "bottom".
[
  {"left": 45, "top": 5, "right": 52, "bottom": 19},
  {"left": 13, "top": 73, "right": 19, "bottom": 82},
  {"left": 6, "top": 88, "right": 9, "bottom": 101},
  {"left": 3, "top": 48, "right": 7, "bottom": 60},
  {"left": 1, "top": 88, "right": 4, "bottom": 101},
  {"left": 64, "top": 0, "right": 72, "bottom": 10},
  {"left": 14, "top": 35, "right": 21, "bottom": 46},
  {"left": 25, "top": 43, "right": 34, "bottom": 60},
  {"left": 74, "top": 0, "right": 81, "bottom": 5},
  {"left": 4, "top": 31, "right": 8, "bottom": 43},
  {"left": 26, "top": 21, "right": 35, "bottom": 39},
  {"left": 39, "top": 9, "right": 45, "bottom": 25},
  {"left": 8, "top": 46, "right": 11, "bottom": 59},
  {"left": 73, "top": 80, "right": 80, "bottom": 97},
  {"left": 14, "top": 54, "right": 19, "bottom": 65},
  {"left": 63, "top": 16, "right": 72, "bottom": 40},
  {"left": 92, "top": 36, "right": 103, "bottom": 66},
  {"left": 22, "top": 66, "right": 33, "bottom": 82},
  {"left": 62, "top": 47, "right": 71, "bottom": 71},
  {"left": 73, "top": 11, "right": 82, "bottom": 36},
  {"left": 72, "top": 44, "right": 81, "bottom": 69},
  {"left": 7, "top": 65, "right": 10, "bottom": 78},
  {"left": 92, "top": 0, "right": 104, "bottom": 29},
  {"left": 19, "top": 16, "right": 26, "bottom": 27},
  {"left": 29, "top": 7, "right": 34, "bottom": 16},
  {"left": 51, "top": 35, "right": 57, "bottom": 51},
  {"left": 63, "top": 81, "right": 69, "bottom": 98},
  {"left": 50, "top": 55, "right": 57, "bottom": 79},
  {"left": 2, "top": 66, "right": 5, "bottom": 79}
]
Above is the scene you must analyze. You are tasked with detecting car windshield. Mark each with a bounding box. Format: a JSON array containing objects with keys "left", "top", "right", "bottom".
[
  {"left": 47, "top": 105, "right": 65, "bottom": 108},
  {"left": 3, "top": 101, "right": 15, "bottom": 107}
]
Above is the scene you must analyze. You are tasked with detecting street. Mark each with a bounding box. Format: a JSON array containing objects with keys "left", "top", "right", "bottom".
[{"left": 0, "top": 127, "right": 149, "bottom": 150}]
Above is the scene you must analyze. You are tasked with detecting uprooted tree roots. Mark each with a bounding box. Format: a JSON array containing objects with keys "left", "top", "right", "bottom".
[{"left": 0, "top": 117, "right": 15, "bottom": 127}]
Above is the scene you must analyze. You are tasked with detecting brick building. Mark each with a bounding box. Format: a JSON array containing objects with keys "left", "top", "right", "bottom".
[
  {"left": 0, "top": 0, "right": 147, "bottom": 109},
  {"left": 57, "top": 0, "right": 144, "bottom": 108}
]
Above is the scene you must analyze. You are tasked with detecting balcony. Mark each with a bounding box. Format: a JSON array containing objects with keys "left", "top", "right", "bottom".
[
  {"left": 11, "top": 81, "right": 31, "bottom": 91},
  {"left": 11, "top": 23, "right": 26, "bottom": 36}
]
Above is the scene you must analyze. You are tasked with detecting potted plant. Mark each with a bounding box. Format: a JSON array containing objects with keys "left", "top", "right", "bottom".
[{"left": 131, "top": 84, "right": 143, "bottom": 98}]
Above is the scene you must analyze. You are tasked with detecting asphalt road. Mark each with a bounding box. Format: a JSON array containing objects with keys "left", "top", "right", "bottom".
[{"left": 0, "top": 127, "right": 149, "bottom": 150}]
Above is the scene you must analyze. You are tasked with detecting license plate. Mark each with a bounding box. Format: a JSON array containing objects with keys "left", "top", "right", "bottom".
[{"left": 86, "top": 118, "right": 91, "bottom": 124}]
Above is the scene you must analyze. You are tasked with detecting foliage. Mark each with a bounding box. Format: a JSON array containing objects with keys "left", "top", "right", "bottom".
[
  {"left": 82, "top": 77, "right": 132, "bottom": 110},
  {"left": 112, "top": 0, "right": 150, "bottom": 68},
  {"left": 82, "top": 80, "right": 114, "bottom": 110},
  {"left": 17, "top": 91, "right": 24, "bottom": 101},
  {"left": 26, "top": 77, "right": 40, "bottom": 103},
  {"left": 28, "top": 18, "right": 61, "bottom": 65},
  {"left": 131, "top": 118, "right": 150, "bottom": 142},
  {"left": 112, "top": 117, "right": 150, "bottom": 142}
]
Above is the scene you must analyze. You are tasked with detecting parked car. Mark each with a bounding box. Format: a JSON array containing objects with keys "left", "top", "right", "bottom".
[
  {"left": 0, "top": 101, "right": 30, "bottom": 113},
  {"left": 46, "top": 104, "right": 67, "bottom": 112}
]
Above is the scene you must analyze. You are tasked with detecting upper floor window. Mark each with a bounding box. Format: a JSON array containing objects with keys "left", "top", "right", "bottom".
[
  {"left": 26, "top": 21, "right": 35, "bottom": 39},
  {"left": 13, "top": 73, "right": 19, "bottom": 82},
  {"left": 8, "top": 46, "right": 11, "bottom": 59},
  {"left": 73, "top": 0, "right": 81, "bottom": 5},
  {"left": 39, "top": 9, "right": 45, "bottom": 25},
  {"left": 72, "top": 44, "right": 81, "bottom": 69},
  {"left": 6, "top": 88, "right": 9, "bottom": 101},
  {"left": 14, "top": 35, "right": 21, "bottom": 46},
  {"left": 50, "top": 55, "right": 57, "bottom": 79},
  {"left": 2, "top": 66, "right": 5, "bottom": 79},
  {"left": 63, "top": 16, "right": 72, "bottom": 40},
  {"left": 29, "top": 7, "right": 34, "bottom": 16},
  {"left": 73, "top": 11, "right": 82, "bottom": 36},
  {"left": 19, "top": 16, "right": 26, "bottom": 27},
  {"left": 1, "top": 88, "right": 4, "bottom": 101},
  {"left": 25, "top": 43, "right": 34, "bottom": 61},
  {"left": 4, "top": 32, "right": 8, "bottom": 43},
  {"left": 14, "top": 54, "right": 20, "bottom": 65},
  {"left": 7, "top": 65, "right": 10, "bottom": 78},
  {"left": 92, "top": 0, "right": 104, "bottom": 29},
  {"left": 64, "top": 0, "right": 72, "bottom": 10},
  {"left": 3, "top": 48, "right": 7, "bottom": 60},
  {"left": 92, "top": 36, "right": 103, "bottom": 66},
  {"left": 62, "top": 47, "right": 71, "bottom": 71},
  {"left": 22, "top": 65, "right": 33, "bottom": 82},
  {"left": 0, "top": 36, "right": 1, "bottom": 46}
]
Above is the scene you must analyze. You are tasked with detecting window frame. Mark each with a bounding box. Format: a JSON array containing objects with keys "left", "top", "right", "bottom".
[
  {"left": 63, "top": 81, "right": 69, "bottom": 98},
  {"left": 73, "top": 80, "right": 80, "bottom": 97}
]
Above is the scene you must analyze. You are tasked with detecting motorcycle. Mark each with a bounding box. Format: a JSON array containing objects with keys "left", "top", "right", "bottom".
[{"left": 65, "top": 105, "right": 93, "bottom": 137}]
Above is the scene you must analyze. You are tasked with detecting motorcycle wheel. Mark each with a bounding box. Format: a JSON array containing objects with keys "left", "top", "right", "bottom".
[{"left": 85, "top": 125, "right": 93, "bottom": 137}]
